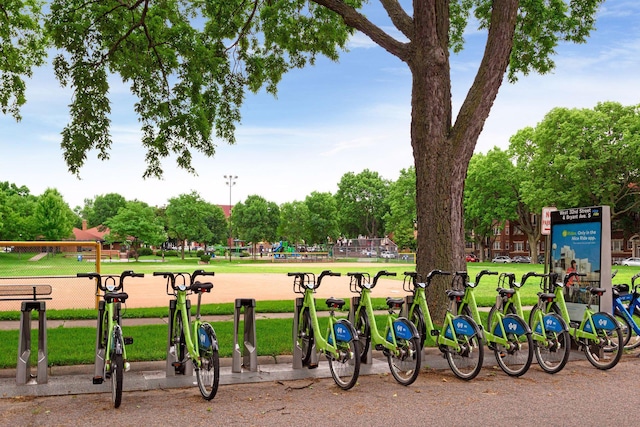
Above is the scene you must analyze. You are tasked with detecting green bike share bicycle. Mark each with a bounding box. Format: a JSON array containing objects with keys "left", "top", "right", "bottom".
[
  {"left": 349, "top": 270, "right": 423, "bottom": 385},
  {"left": 495, "top": 272, "right": 570, "bottom": 374},
  {"left": 531, "top": 271, "right": 623, "bottom": 370},
  {"left": 291, "top": 270, "right": 360, "bottom": 390},
  {"left": 402, "top": 270, "right": 485, "bottom": 380},
  {"left": 78, "top": 270, "right": 144, "bottom": 408},
  {"left": 153, "top": 270, "right": 220, "bottom": 400},
  {"left": 453, "top": 270, "right": 534, "bottom": 377}
]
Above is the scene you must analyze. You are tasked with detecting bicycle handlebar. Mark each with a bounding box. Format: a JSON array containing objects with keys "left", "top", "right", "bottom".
[
  {"left": 519, "top": 271, "right": 547, "bottom": 288},
  {"left": 289, "top": 270, "right": 340, "bottom": 293},
  {"left": 78, "top": 270, "right": 144, "bottom": 292},
  {"left": 403, "top": 270, "right": 450, "bottom": 292},
  {"left": 153, "top": 270, "right": 215, "bottom": 293}
]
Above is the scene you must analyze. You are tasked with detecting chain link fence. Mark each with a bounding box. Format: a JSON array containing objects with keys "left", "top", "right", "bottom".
[{"left": 0, "top": 241, "right": 100, "bottom": 311}]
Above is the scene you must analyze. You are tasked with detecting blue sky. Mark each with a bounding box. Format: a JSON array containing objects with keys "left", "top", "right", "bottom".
[{"left": 1, "top": 1, "right": 639, "bottom": 210}]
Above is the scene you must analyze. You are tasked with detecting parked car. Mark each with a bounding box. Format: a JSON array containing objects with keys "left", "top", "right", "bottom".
[
  {"left": 512, "top": 256, "right": 531, "bottom": 264},
  {"left": 466, "top": 254, "right": 479, "bottom": 262},
  {"left": 621, "top": 257, "right": 640, "bottom": 267},
  {"left": 381, "top": 250, "right": 396, "bottom": 259},
  {"left": 492, "top": 255, "right": 512, "bottom": 263}
]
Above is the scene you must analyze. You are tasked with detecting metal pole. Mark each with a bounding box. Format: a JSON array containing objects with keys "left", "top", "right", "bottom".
[{"left": 224, "top": 175, "right": 237, "bottom": 262}]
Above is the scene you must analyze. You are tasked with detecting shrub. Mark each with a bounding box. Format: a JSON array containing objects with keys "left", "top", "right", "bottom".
[
  {"left": 200, "top": 254, "right": 211, "bottom": 263},
  {"left": 196, "top": 249, "right": 205, "bottom": 257},
  {"left": 138, "top": 247, "right": 154, "bottom": 256}
]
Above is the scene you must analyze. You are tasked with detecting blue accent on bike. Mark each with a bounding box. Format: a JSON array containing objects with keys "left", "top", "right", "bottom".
[
  {"left": 443, "top": 316, "right": 476, "bottom": 338},
  {"left": 583, "top": 313, "right": 617, "bottom": 332},
  {"left": 198, "top": 326, "right": 211, "bottom": 347},
  {"left": 535, "top": 314, "right": 565, "bottom": 333},
  {"left": 386, "top": 319, "right": 414, "bottom": 341},
  {"left": 334, "top": 322, "right": 353, "bottom": 342},
  {"left": 493, "top": 317, "right": 525, "bottom": 335}
]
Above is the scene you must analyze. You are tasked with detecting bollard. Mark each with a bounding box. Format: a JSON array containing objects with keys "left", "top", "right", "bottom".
[
  {"left": 17, "top": 301, "right": 48, "bottom": 384},
  {"left": 232, "top": 298, "right": 258, "bottom": 372}
]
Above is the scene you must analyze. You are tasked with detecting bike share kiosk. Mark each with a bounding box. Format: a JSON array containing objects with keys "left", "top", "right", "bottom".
[
  {"left": 0, "top": 284, "right": 52, "bottom": 385},
  {"left": 549, "top": 206, "right": 612, "bottom": 321},
  {"left": 232, "top": 298, "right": 258, "bottom": 372}
]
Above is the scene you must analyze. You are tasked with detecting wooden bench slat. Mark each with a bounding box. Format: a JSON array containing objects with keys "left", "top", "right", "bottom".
[{"left": 0, "top": 284, "right": 53, "bottom": 299}]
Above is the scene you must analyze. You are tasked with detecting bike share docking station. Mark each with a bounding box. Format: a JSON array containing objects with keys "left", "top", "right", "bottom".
[
  {"left": 0, "top": 284, "right": 53, "bottom": 385},
  {"left": 166, "top": 299, "right": 194, "bottom": 377},
  {"left": 232, "top": 298, "right": 258, "bottom": 372},
  {"left": 293, "top": 297, "right": 319, "bottom": 369}
]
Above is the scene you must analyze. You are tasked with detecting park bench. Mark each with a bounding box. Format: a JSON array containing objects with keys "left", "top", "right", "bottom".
[{"left": 0, "top": 284, "right": 52, "bottom": 385}]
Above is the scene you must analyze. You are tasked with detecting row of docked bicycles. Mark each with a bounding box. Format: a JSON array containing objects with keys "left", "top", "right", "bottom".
[
  {"left": 293, "top": 269, "right": 640, "bottom": 391},
  {"left": 81, "top": 267, "right": 640, "bottom": 408}
]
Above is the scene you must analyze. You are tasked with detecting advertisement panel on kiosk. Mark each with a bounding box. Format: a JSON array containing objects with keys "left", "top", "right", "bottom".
[{"left": 549, "top": 206, "right": 611, "bottom": 322}]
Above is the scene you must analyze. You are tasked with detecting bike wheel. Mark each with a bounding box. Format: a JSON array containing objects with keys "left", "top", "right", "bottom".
[
  {"left": 171, "top": 311, "right": 187, "bottom": 374},
  {"left": 528, "top": 307, "right": 570, "bottom": 374},
  {"left": 489, "top": 313, "right": 533, "bottom": 377},
  {"left": 409, "top": 306, "right": 426, "bottom": 350},
  {"left": 443, "top": 317, "right": 484, "bottom": 380},
  {"left": 196, "top": 324, "right": 220, "bottom": 400},
  {"left": 328, "top": 338, "right": 360, "bottom": 390},
  {"left": 583, "top": 312, "right": 623, "bottom": 370},
  {"left": 354, "top": 309, "right": 370, "bottom": 363},
  {"left": 614, "top": 310, "right": 632, "bottom": 348},
  {"left": 627, "top": 310, "right": 640, "bottom": 349},
  {"left": 387, "top": 335, "right": 421, "bottom": 386},
  {"left": 111, "top": 353, "right": 124, "bottom": 408},
  {"left": 296, "top": 308, "right": 314, "bottom": 366}
]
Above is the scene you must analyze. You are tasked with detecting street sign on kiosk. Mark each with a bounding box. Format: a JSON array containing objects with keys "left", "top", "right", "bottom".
[{"left": 549, "top": 206, "right": 612, "bottom": 322}]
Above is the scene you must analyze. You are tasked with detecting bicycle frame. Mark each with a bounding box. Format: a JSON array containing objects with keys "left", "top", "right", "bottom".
[
  {"left": 612, "top": 272, "right": 640, "bottom": 335},
  {"left": 455, "top": 271, "right": 527, "bottom": 347},
  {"left": 547, "top": 273, "right": 614, "bottom": 342},
  {"left": 404, "top": 276, "right": 473, "bottom": 352},
  {"left": 501, "top": 272, "right": 567, "bottom": 345},
  {"left": 298, "top": 286, "right": 346, "bottom": 359}
]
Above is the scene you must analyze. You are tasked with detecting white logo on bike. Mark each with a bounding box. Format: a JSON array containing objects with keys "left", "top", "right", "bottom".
[
  {"left": 508, "top": 322, "right": 517, "bottom": 331},
  {"left": 598, "top": 318, "right": 608, "bottom": 327}
]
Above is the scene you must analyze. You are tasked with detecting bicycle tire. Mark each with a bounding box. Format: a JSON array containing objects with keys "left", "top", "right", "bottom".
[
  {"left": 409, "top": 305, "right": 426, "bottom": 350},
  {"left": 582, "top": 312, "right": 623, "bottom": 370},
  {"left": 171, "top": 311, "right": 187, "bottom": 374},
  {"left": 387, "top": 335, "right": 421, "bottom": 386},
  {"left": 616, "top": 309, "right": 640, "bottom": 350},
  {"left": 614, "top": 310, "right": 632, "bottom": 348},
  {"left": 488, "top": 311, "right": 533, "bottom": 377},
  {"left": 196, "top": 323, "right": 220, "bottom": 400},
  {"left": 443, "top": 315, "right": 484, "bottom": 380},
  {"left": 354, "top": 309, "right": 370, "bottom": 363},
  {"left": 327, "top": 335, "right": 360, "bottom": 390},
  {"left": 297, "top": 308, "right": 314, "bottom": 366},
  {"left": 111, "top": 353, "right": 124, "bottom": 408},
  {"left": 528, "top": 306, "right": 570, "bottom": 374}
]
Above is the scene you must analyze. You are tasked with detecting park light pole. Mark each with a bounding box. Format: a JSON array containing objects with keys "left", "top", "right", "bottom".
[{"left": 224, "top": 175, "right": 237, "bottom": 262}]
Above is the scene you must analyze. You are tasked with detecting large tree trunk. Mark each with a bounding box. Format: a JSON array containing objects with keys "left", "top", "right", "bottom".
[{"left": 412, "top": 1, "right": 519, "bottom": 319}]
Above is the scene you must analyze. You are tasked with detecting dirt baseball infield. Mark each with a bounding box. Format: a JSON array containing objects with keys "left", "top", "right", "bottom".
[{"left": 0, "top": 263, "right": 406, "bottom": 310}]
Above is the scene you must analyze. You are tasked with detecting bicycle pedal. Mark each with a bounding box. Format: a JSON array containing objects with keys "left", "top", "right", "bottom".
[
  {"left": 123, "top": 337, "right": 134, "bottom": 345},
  {"left": 92, "top": 376, "right": 104, "bottom": 385},
  {"left": 375, "top": 344, "right": 384, "bottom": 351},
  {"left": 308, "top": 363, "right": 318, "bottom": 369}
]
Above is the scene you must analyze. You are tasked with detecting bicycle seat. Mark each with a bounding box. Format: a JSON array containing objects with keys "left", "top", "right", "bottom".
[
  {"left": 588, "top": 287, "right": 606, "bottom": 296},
  {"left": 538, "top": 292, "right": 556, "bottom": 302},
  {"left": 191, "top": 281, "right": 213, "bottom": 293},
  {"left": 326, "top": 297, "right": 345, "bottom": 309},
  {"left": 446, "top": 290, "right": 465, "bottom": 301},
  {"left": 497, "top": 288, "right": 516, "bottom": 298},
  {"left": 386, "top": 297, "right": 404, "bottom": 309},
  {"left": 613, "top": 284, "right": 629, "bottom": 297},
  {"left": 104, "top": 292, "right": 128, "bottom": 303}
]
